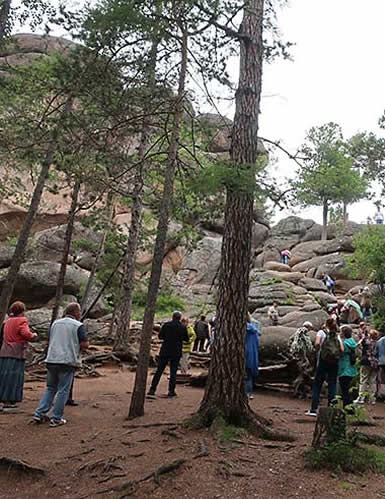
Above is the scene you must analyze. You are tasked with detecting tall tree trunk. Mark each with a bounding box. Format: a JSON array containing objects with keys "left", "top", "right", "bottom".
[
  {"left": 0, "top": 0, "right": 12, "bottom": 44},
  {"left": 0, "top": 145, "right": 54, "bottom": 324},
  {"left": 114, "top": 37, "right": 159, "bottom": 352},
  {"left": 343, "top": 201, "right": 348, "bottom": 227},
  {"left": 50, "top": 179, "right": 81, "bottom": 324},
  {"left": 322, "top": 198, "right": 328, "bottom": 240},
  {"left": 197, "top": 0, "right": 265, "bottom": 428},
  {"left": 80, "top": 191, "right": 114, "bottom": 314},
  {"left": 128, "top": 26, "right": 188, "bottom": 420}
]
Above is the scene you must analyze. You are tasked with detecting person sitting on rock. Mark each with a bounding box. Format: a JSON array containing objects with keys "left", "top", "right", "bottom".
[
  {"left": 268, "top": 302, "right": 279, "bottom": 326},
  {"left": 280, "top": 249, "right": 291, "bottom": 265}
]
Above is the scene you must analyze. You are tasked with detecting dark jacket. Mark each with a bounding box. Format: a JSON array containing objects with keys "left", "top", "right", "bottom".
[{"left": 159, "top": 319, "right": 189, "bottom": 358}]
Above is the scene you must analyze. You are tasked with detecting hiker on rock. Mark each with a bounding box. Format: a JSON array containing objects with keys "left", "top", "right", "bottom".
[
  {"left": 268, "top": 302, "right": 279, "bottom": 326},
  {"left": 354, "top": 329, "right": 379, "bottom": 405},
  {"left": 280, "top": 249, "right": 291, "bottom": 265},
  {"left": 245, "top": 313, "right": 260, "bottom": 400},
  {"left": 338, "top": 326, "right": 357, "bottom": 410},
  {"left": 193, "top": 315, "right": 210, "bottom": 352},
  {"left": 374, "top": 208, "right": 384, "bottom": 225},
  {"left": 33, "top": 303, "right": 88, "bottom": 427},
  {"left": 306, "top": 318, "right": 344, "bottom": 416},
  {"left": 0, "top": 301, "right": 37, "bottom": 411},
  {"left": 147, "top": 311, "right": 188, "bottom": 398},
  {"left": 358, "top": 286, "right": 372, "bottom": 322},
  {"left": 322, "top": 273, "right": 335, "bottom": 295},
  {"left": 180, "top": 317, "right": 195, "bottom": 374}
]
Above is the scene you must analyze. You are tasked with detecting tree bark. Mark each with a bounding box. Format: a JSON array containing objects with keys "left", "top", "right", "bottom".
[
  {"left": 197, "top": 0, "right": 265, "bottom": 427},
  {"left": 0, "top": 145, "right": 54, "bottom": 324},
  {"left": 0, "top": 0, "right": 12, "bottom": 44},
  {"left": 322, "top": 198, "right": 328, "bottom": 240},
  {"left": 128, "top": 26, "right": 188, "bottom": 420},
  {"left": 312, "top": 407, "right": 346, "bottom": 448},
  {"left": 114, "top": 37, "right": 159, "bottom": 352},
  {"left": 343, "top": 201, "right": 348, "bottom": 227},
  {"left": 50, "top": 179, "right": 81, "bottom": 324}
]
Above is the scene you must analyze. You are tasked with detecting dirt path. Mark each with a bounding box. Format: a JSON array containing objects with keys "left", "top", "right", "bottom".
[{"left": 0, "top": 367, "right": 384, "bottom": 499}]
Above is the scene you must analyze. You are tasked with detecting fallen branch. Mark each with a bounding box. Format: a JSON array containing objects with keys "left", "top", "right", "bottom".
[{"left": 193, "top": 439, "right": 209, "bottom": 459}]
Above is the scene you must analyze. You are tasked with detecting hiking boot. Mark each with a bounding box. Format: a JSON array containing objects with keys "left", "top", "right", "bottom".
[
  {"left": 49, "top": 418, "right": 67, "bottom": 427},
  {"left": 33, "top": 414, "right": 50, "bottom": 424},
  {"left": 305, "top": 410, "right": 317, "bottom": 417},
  {"left": 167, "top": 392, "right": 178, "bottom": 398}
]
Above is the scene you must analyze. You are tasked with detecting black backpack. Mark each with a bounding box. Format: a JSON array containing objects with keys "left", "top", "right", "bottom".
[{"left": 320, "top": 330, "right": 341, "bottom": 363}]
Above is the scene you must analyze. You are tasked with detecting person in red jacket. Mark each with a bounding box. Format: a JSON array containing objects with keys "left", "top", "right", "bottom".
[{"left": 0, "top": 301, "right": 37, "bottom": 409}]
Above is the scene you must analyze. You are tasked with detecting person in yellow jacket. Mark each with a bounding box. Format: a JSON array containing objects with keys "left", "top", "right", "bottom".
[{"left": 180, "top": 317, "right": 196, "bottom": 374}]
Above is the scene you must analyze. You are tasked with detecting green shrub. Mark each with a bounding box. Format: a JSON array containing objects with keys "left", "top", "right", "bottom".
[
  {"left": 305, "top": 440, "right": 385, "bottom": 473},
  {"left": 132, "top": 289, "right": 185, "bottom": 320}
]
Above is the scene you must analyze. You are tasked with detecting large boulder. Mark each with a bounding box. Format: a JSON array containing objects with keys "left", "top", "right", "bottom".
[
  {"left": 263, "top": 261, "right": 291, "bottom": 272},
  {"left": 292, "top": 253, "right": 345, "bottom": 274},
  {"left": 0, "top": 261, "right": 87, "bottom": 307},
  {"left": 0, "top": 247, "right": 14, "bottom": 268},
  {"left": 279, "top": 309, "right": 329, "bottom": 330},
  {"left": 251, "top": 222, "right": 270, "bottom": 249},
  {"left": 30, "top": 223, "right": 102, "bottom": 263},
  {"left": 179, "top": 236, "right": 222, "bottom": 285},
  {"left": 299, "top": 277, "right": 328, "bottom": 292}
]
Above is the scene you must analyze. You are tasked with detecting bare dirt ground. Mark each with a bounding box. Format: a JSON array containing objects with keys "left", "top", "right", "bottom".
[{"left": 1, "top": 366, "right": 385, "bottom": 499}]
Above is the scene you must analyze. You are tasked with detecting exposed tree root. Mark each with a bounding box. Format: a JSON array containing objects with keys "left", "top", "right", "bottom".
[
  {"left": 0, "top": 457, "right": 45, "bottom": 475},
  {"left": 186, "top": 406, "right": 296, "bottom": 443},
  {"left": 96, "top": 458, "right": 186, "bottom": 495}
]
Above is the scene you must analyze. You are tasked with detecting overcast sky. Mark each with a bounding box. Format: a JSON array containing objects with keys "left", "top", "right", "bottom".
[{"left": 259, "top": 0, "right": 385, "bottom": 224}]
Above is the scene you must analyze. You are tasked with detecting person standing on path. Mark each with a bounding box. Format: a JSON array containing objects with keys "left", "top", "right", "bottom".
[
  {"left": 376, "top": 334, "right": 385, "bottom": 397},
  {"left": 33, "top": 303, "right": 88, "bottom": 427},
  {"left": 338, "top": 326, "right": 357, "bottom": 410},
  {"left": 180, "top": 317, "right": 195, "bottom": 374},
  {"left": 0, "top": 301, "right": 37, "bottom": 410},
  {"left": 245, "top": 313, "right": 260, "bottom": 400},
  {"left": 193, "top": 315, "right": 210, "bottom": 352},
  {"left": 147, "top": 311, "right": 189, "bottom": 398},
  {"left": 306, "top": 318, "right": 344, "bottom": 416},
  {"left": 354, "top": 329, "right": 379, "bottom": 405}
]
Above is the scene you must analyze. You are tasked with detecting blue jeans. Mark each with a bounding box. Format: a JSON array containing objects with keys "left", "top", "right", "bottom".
[
  {"left": 311, "top": 359, "right": 338, "bottom": 412},
  {"left": 150, "top": 356, "right": 180, "bottom": 395},
  {"left": 35, "top": 364, "right": 75, "bottom": 421},
  {"left": 245, "top": 368, "right": 254, "bottom": 395}
]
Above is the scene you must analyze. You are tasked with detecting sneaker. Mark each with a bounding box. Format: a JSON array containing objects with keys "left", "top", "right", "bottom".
[
  {"left": 248, "top": 394, "right": 254, "bottom": 400},
  {"left": 146, "top": 390, "right": 156, "bottom": 399},
  {"left": 33, "top": 414, "right": 50, "bottom": 424},
  {"left": 305, "top": 410, "right": 317, "bottom": 417},
  {"left": 49, "top": 418, "right": 67, "bottom": 427},
  {"left": 3, "top": 403, "right": 17, "bottom": 409},
  {"left": 353, "top": 398, "right": 364, "bottom": 404},
  {"left": 167, "top": 392, "right": 178, "bottom": 398}
]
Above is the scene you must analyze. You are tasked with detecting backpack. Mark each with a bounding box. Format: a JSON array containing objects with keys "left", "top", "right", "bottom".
[
  {"left": 347, "top": 345, "right": 357, "bottom": 366},
  {"left": 320, "top": 330, "right": 341, "bottom": 363},
  {"left": 194, "top": 320, "right": 208, "bottom": 340}
]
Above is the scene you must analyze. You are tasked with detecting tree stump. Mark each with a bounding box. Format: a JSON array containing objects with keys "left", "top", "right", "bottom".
[{"left": 312, "top": 407, "right": 346, "bottom": 448}]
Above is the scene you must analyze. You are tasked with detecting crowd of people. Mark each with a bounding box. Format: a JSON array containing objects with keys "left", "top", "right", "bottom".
[{"left": 300, "top": 318, "right": 385, "bottom": 416}]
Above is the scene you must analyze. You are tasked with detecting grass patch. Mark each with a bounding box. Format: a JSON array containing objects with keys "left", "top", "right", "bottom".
[
  {"left": 305, "top": 440, "right": 385, "bottom": 473},
  {"left": 211, "top": 415, "right": 246, "bottom": 442},
  {"left": 131, "top": 289, "right": 185, "bottom": 320},
  {"left": 260, "top": 278, "right": 283, "bottom": 286}
]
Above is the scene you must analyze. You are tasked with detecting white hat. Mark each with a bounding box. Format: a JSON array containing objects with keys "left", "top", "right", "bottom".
[{"left": 303, "top": 321, "right": 313, "bottom": 328}]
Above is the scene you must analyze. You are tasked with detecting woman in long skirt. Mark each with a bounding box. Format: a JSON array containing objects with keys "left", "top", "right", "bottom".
[{"left": 0, "top": 301, "right": 37, "bottom": 409}]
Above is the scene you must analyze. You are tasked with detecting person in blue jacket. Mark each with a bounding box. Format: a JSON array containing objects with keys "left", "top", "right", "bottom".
[{"left": 245, "top": 313, "right": 260, "bottom": 400}]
